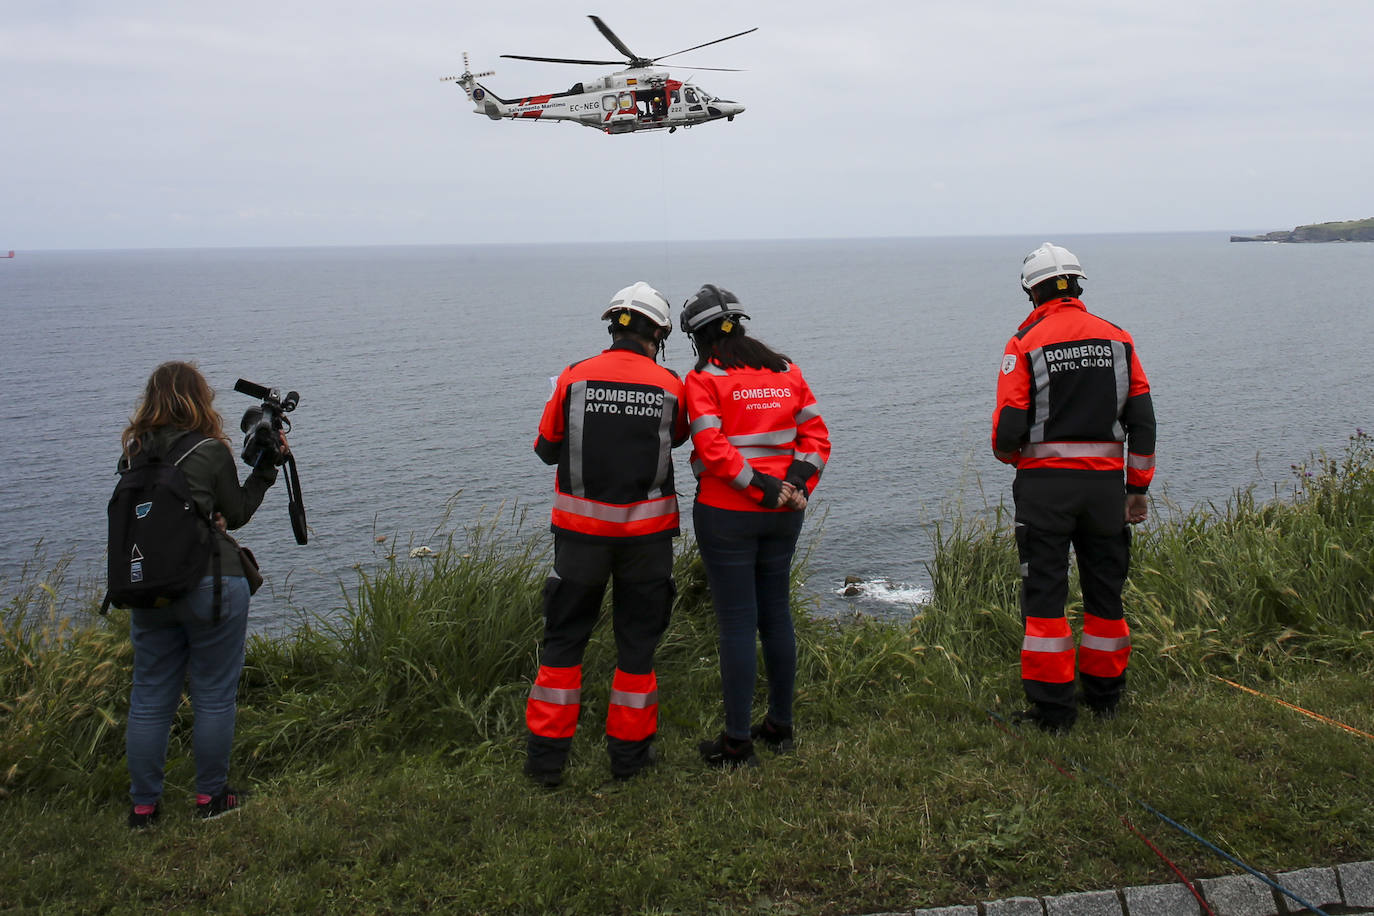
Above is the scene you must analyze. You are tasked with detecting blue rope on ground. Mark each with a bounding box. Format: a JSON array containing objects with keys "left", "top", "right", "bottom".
[{"left": 986, "top": 709, "right": 1330, "bottom": 916}]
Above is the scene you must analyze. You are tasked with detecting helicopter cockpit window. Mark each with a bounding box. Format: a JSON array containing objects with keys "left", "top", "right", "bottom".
[{"left": 684, "top": 88, "right": 699, "bottom": 104}]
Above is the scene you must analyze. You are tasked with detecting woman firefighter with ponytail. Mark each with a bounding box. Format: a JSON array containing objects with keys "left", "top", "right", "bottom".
[{"left": 680, "top": 284, "right": 831, "bottom": 768}]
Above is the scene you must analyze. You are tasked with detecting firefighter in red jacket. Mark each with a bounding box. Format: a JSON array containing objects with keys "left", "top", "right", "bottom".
[
  {"left": 681, "top": 284, "right": 831, "bottom": 768},
  {"left": 525, "top": 282, "right": 689, "bottom": 786},
  {"left": 992, "top": 243, "right": 1156, "bottom": 732}
]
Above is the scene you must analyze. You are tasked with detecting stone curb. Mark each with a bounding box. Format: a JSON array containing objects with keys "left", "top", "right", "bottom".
[{"left": 860, "top": 860, "right": 1374, "bottom": 916}]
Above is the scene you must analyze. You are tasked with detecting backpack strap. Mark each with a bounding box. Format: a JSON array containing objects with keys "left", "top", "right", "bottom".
[
  {"left": 170, "top": 432, "right": 216, "bottom": 466},
  {"left": 170, "top": 432, "right": 225, "bottom": 624}
]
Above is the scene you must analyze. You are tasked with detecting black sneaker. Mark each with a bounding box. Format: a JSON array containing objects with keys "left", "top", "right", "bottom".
[
  {"left": 1012, "top": 707, "right": 1075, "bottom": 734},
  {"left": 698, "top": 733, "right": 760, "bottom": 769},
  {"left": 128, "top": 803, "right": 160, "bottom": 829},
  {"left": 750, "top": 717, "right": 795, "bottom": 753},
  {"left": 197, "top": 787, "right": 246, "bottom": 820}
]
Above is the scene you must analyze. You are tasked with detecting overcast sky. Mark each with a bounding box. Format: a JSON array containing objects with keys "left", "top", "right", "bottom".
[{"left": 3, "top": 0, "right": 1370, "bottom": 249}]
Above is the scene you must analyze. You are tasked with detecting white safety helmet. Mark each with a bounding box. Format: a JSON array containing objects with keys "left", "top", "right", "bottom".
[
  {"left": 1020, "top": 242, "right": 1086, "bottom": 292},
  {"left": 602, "top": 281, "right": 672, "bottom": 334}
]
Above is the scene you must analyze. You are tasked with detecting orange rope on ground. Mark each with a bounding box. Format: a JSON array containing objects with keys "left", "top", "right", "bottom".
[{"left": 1212, "top": 676, "right": 1374, "bottom": 741}]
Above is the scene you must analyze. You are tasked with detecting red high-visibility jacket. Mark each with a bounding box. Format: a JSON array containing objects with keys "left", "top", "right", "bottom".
[
  {"left": 992, "top": 297, "right": 1156, "bottom": 493},
  {"left": 684, "top": 360, "right": 831, "bottom": 512},
  {"left": 536, "top": 341, "right": 688, "bottom": 541}
]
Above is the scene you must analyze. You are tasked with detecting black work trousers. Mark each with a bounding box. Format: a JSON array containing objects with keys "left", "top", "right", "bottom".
[
  {"left": 527, "top": 535, "right": 674, "bottom": 776},
  {"left": 1014, "top": 473, "right": 1131, "bottom": 723}
]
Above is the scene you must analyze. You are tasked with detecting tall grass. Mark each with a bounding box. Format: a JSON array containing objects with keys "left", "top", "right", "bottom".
[
  {"left": 3, "top": 434, "right": 1372, "bottom": 801},
  {"left": 917, "top": 430, "right": 1374, "bottom": 697}
]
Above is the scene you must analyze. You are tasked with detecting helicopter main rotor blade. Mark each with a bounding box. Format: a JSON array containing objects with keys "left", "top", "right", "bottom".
[
  {"left": 588, "top": 15, "right": 641, "bottom": 63},
  {"left": 500, "top": 53, "right": 623, "bottom": 65},
  {"left": 653, "top": 27, "right": 757, "bottom": 63},
  {"left": 678, "top": 66, "right": 746, "bottom": 72}
]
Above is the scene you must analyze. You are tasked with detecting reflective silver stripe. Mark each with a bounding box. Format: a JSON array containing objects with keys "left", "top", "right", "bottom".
[
  {"left": 1028, "top": 348, "right": 1051, "bottom": 443},
  {"left": 608, "top": 688, "right": 659, "bottom": 709},
  {"left": 567, "top": 381, "right": 588, "bottom": 496},
  {"left": 691, "top": 415, "right": 722, "bottom": 435},
  {"left": 1022, "top": 635, "right": 1076, "bottom": 653},
  {"left": 1023, "top": 261, "right": 1081, "bottom": 286},
  {"left": 648, "top": 392, "right": 676, "bottom": 499},
  {"left": 792, "top": 452, "right": 825, "bottom": 470},
  {"left": 553, "top": 492, "right": 678, "bottom": 523},
  {"left": 1127, "top": 452, "right": 1155, "bottom": 470},
  {"left": 730, "top": 466, "right": 753, "bottom": 489},
  {"left": 1081, "top": 634, "right": 1131, "bottom": 652},
  {"left": 1111, "top": 340, "right": 1129, "bottom": 440},
  {"left": 795, "top": 403, "right": 822, "bottom": 423},
  {"left": 727, "top": 429, "right": 796, "bottom": 447},
  {"left": 703, "top": 363, "right": 729, "bottom": 376},
  {"left": 736, "top": 446, "right": 791, "bottom": 460},
  {"left": 529, "top": 685, "right": 581, "bottom": 705},
  {"left": 1022, "top": 442, "right": 1123, "bottom": 460}
]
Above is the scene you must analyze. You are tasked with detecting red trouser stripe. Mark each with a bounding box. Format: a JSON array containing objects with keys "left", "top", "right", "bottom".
[
  {"left": 605, "top": 668, "right": 658, "bottom": 741},
  {"left": 1079, "top": 613, "right": 1131, "bottom": 678},
  {"left": 1022, "top": 616, "right": 1076, "bottom": 684},
  {"left": 527, "top": 665, "right": 582, "bottom": 739}
]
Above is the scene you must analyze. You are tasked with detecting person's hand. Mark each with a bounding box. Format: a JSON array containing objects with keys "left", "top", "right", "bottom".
[
  {"left": 780, "top": 482, "right": 807, "bottom": 511},
  {"left": 277, "top": 432, "right": 292, "bottom": 459},
  {"left": 1125, "top": 493, "right": 1148, "bottom": 524},
  {"left": 212, "top": 512, "right": 228, "bottom": 534}
]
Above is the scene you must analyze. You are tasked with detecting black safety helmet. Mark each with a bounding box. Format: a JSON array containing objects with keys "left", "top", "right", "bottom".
[{"left": 679, "top": 284, "right": 751, "bottom": 336}]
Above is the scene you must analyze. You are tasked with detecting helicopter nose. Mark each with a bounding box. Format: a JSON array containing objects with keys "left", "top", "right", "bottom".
[{"left": 707, "top": 100, "right": 745, "bottom": 120}]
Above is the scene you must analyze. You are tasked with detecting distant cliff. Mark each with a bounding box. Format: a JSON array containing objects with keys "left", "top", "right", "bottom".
[{"left": 1231, "top": 217, "right": 1374, "bottom": 242}]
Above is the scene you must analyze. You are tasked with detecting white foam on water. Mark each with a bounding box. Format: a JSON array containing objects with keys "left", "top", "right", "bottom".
[{"left": 834, "top": 577, "right": 932, "bottom": 609}]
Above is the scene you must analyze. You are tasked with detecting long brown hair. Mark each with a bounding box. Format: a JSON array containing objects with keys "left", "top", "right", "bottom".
[
  {"left": 691, "top": 319, "right": 790, "bottom": 373},
  {"left": 122, "top": 361, "right": 228, "bottom": 458}
]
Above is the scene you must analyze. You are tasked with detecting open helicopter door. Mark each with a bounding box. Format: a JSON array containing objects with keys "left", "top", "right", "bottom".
[{"left": 606, "top": 90, "right": 640, "bottom": 133}]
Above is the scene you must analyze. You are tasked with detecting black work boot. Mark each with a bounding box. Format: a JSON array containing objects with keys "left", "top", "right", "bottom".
[{"left": 1012, "top": 706, "right": 1075, "bottom": 734}]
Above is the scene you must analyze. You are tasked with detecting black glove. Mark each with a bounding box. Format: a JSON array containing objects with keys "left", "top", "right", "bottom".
[
  {"left": 750, "top": 471, "right": 785, "bottom": 509},
  {"left": 783, "top": 459, "right": 817, "bottom": 495}
]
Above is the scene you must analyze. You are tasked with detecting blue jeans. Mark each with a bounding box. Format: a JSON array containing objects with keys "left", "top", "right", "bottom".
[
  {"left": 126, "top": 576, "right": 250, "bottom": 806},
  {"left": 693, "top": 503, "right": 805, "bottom": 740}
]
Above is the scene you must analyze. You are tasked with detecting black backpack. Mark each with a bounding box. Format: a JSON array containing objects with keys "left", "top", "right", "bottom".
[{"left": 102, "top": 432, "right": 223, "bottom": 621}]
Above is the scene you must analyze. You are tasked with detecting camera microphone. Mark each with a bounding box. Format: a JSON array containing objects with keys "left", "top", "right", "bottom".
[{"left": 234, "top": 378, "right": 273, "bottom": 401}]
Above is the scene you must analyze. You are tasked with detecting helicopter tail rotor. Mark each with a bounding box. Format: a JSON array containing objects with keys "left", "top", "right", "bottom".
[{"left": 441, "top": 52, "right": 495, "bottom": 100}]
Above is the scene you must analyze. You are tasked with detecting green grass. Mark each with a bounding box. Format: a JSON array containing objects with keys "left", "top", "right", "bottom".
[{"left": 3, "top": 434, "right": 1373, "bottom": 914}]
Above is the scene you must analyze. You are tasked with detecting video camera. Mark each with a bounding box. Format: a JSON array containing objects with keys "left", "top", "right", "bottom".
[{"left": 234, "top": 378, "right": 308, "bottom": 545}]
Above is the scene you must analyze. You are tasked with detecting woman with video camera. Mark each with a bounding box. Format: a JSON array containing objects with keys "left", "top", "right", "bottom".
[{"left": 118, "top": 361, "right": 285, "bottom": 827}]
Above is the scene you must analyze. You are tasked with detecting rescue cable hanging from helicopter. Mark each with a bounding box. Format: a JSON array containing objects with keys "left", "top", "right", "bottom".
[{"left": 441, "top": 15, "right": 755, "bottom": 135}]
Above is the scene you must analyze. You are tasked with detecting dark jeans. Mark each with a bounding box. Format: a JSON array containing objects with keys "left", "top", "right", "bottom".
[
  {"left": 693, "top": 503, "right": 805, "bottom": 740},
  {"left": 127, "top": 575, "right": 250, "bottom": 805}
]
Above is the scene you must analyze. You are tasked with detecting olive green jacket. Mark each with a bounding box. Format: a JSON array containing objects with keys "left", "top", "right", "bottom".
[{"left": 117, "top": 427, "right": 278, "bottom": 579}]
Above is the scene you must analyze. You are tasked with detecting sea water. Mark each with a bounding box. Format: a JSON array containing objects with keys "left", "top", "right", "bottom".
[{"left": 2, "top": 234, "right": 1371, "bottom": 632}]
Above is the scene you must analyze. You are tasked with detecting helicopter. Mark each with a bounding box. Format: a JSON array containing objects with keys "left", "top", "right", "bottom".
[{"left": 442, "top": 15, "right": 755, "bottom": 135}]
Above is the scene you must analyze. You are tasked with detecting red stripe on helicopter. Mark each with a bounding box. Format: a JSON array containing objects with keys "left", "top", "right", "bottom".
[
  {"left": 519, "top": 111, "right": 544, "bottom": 118},
  {"left": 520, "top": 95, "right": 554, "bottom": 105}
]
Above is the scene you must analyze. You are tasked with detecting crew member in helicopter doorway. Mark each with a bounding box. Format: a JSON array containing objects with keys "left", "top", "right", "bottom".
[
  {"left": 524, "top": 282, "right": 689, "bottom": 787},
  {"left": 991, "top": 243, "right": 1156, "bottom": 733}
]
